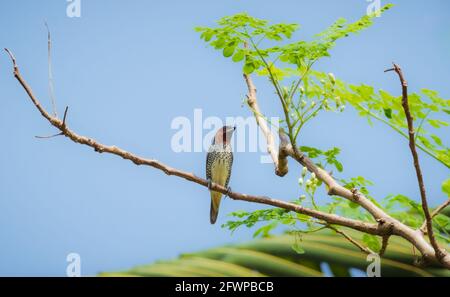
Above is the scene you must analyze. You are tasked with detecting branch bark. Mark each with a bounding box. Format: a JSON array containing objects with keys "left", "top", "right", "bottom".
[
  {"left": 277, "top": 128, "right": 290, "bottom": 176},
  {"left": 385, "top": 63, "right": 446, "bottom": 263},
  {"left": 242, "top": 70, "right": 390, "bottom": 221},
  {"left": 5, "top": 48, "right": 382, "bottom": 236},
  {"left": 379, "top": 235, "right": 390, "bottom": 256},
  {"left": 5, "top": 48, "right": 450, "bottom": 269},
  {"left": 243, "top": 73, "right": 288, "bottom": 176},
  {"left": 241, "top": 64, "right": 450, "bottom": 269}
]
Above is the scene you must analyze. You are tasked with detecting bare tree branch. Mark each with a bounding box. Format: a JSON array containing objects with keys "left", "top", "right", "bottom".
[
  {"left": 35, "top": 106, "right": 68, "bottom": 139},
  {"left": 241, "top": 65, "right": 450, "bottom": 268},
  {"left": 5, "top": 48, "right": 450, "bottom": 269},
  {"left": 385, "top": 63, "right": 446, "bottom": 263},
  {"left": 242, "top": 69, "right": 390, "bottom": 221},
  {"left": 4, "top": 48, "right": 384, "bottom": 235},
  {"left": 243, "top": 73, "right": 287, "bottom": 176}
]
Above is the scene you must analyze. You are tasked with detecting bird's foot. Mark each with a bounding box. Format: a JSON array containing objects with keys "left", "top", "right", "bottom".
[
  {"left": 207, "top": 179, "right": 212, "bottom": 190},
  {"left": 225, "top": 186, "right": 232, "bottom": 198}
]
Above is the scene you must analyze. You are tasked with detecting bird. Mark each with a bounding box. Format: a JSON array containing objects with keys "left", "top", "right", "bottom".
[{"left": 206, "top": 125, "right": 236, "bottom": 224}]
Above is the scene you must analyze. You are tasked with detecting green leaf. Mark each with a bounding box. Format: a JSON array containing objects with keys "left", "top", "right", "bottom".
[
  {"left": 300, "top": 146, "right": 323, "bottom": 158},
  {"left": 253, "top": 222, "right": 278, "bottom": 238},
  {"left": 428, "top": 119, "right": 448, "bottom": 128},
  {"left": 431, "top": 134, "right": 443, "bottom": 146},
  {"left": 232, "top": 50, "right": 245, "bottom": 62},
  {"left": 223, "top": 46, "right": 235, "bottom": 57},
  {"left": 362, "top": 234, "right": 380, "bottom": 252},
  {"left": 291, "top": 243, "right": 305, "bottom": 254},
  {"left": 204, "top": 31, "right": 214, "bottom": 42},
  {"left": 442, "top": 178, "right": 450, "bottom": 196},
  {"left": 213, "top": 38, "right": 226, "bottom": 49},
  {"left": 383, "top": 108, "right": 392, "bottom": 119},
  {"left": 349, "top": 201, "right": 360, "bottom": 209},
  {"left": 296, "top": 213, "right": 311, "bottom": 222},
  {"left": 333, "top": 160, "right": 344, "bottom": 172},
  {"left": 243, "top": 62, "right": 255, "bottom": 74}
]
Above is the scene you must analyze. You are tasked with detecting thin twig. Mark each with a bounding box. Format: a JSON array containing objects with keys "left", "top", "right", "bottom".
[
  {"left": 420, "top": 198, "right": 450, "bottom": 233},
  {"left": 385, "top": 63, "right": 445, "bottom": 262},
  {"left": 35, "top": 132, "right": 63, "bottom": 139},
  {"left": 4, "top": 48, "right": 17, "bottom": 70},
  {"left": 61, "top": 106, "right": 69, "bottom": 128},
  {"left": 327, "top": 225, "right": 374, "bottom": 254},
  {"left": 414, "top": 109, "right": 432, "bottom": 142},
  {"left": 35, "top": 106, "right": 68, "bottom": 139},
  {"left": 45, "top": 22, "right": 58, "bottom": 117},
  {"left": 245, "top": 38, "right": 297, "bottom": 151}
]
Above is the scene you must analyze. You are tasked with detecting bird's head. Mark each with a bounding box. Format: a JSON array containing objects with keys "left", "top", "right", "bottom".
[{"left": 213, "top": 125, "right": 236, "bottom": 145}]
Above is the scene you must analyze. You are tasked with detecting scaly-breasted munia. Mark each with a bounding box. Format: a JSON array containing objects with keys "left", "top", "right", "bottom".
[{"left": 206, "top": 125, "right": 235, "bottom": 224}]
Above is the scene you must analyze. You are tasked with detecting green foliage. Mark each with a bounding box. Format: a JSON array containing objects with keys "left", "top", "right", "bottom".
[
  {"left": 196, "top": 5, "right": 392, "bottom": 76},
  {"left": 291, "top": 242, "right": 305, "bottom": 255},
  {"left": 324, "top": 196, "right": 375, "bottom": 222},
  {"left": 99, "top": 230, "right": 450, "bottom": 277},
  {"left": 330, "top": 77, "right": 450, "bottom": 168},
  {"left": 222, "top": 208, "right": 291, "bottom": 235},
  {"left": 442, "top": 178, "right": 450, "bottom": 196},
  {"left": 362, "top": 234, "right": 381, "bottom": 252},
  {"left": 198, "top": 6, "right": 450, "bottom": 255},
  {"left": 384, "top": 194, "right": 423, "bottom": 216},
  {"left": 301, "top": 146, "right": 343, "bottom": 172},
  {"left": 222, "top": 208, "right": 302, "bottom": 240},
  {"left": 381, "top": 194, "right": 450, "bottom": 243},
  {"left": 196, "top": 5, "right": 399, "bottom": 152}
]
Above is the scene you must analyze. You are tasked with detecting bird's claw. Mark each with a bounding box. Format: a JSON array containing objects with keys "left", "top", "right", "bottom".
[
  {"left": 225, "top": 186, "right": 232, "bottom": 198},
  {"left": 207, "top": 179, "right": 212, "bottom": 190}
]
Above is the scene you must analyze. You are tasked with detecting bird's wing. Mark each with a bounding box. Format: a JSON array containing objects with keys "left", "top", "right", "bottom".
[
  {"left": 225, "top": 152, "right": 233, "bottom": 188},
  {"left": 206, "top": 150, "right": 213, "bottom": 180}
]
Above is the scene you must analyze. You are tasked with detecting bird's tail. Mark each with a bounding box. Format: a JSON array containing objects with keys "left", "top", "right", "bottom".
[{"left": 210, "top": 191, "right": 222, "bottom": 224}]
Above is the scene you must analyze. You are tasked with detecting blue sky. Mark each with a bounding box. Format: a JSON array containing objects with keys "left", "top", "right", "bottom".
[{"left": 0, "top": 0, "right": 449, "bottom": 276}]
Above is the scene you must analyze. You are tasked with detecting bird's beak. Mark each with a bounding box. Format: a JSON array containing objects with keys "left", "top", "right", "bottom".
[{"left": 226, "top": 126, "right": 236, "bottom": 136}]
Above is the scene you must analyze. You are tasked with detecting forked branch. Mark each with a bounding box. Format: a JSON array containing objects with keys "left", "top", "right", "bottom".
[
  {"left": 243, "top": 73, "right": 288, "bottom": 176},
  {"left": 4, "top": 48, "right": 383, "bottom": 236},
  {"left": 385, "top": 63, "right": 446, "bottom": 262},
  {"left": 241, "top": 61, "right": 450, "bottom": 268},
  {"left": 5, "top": 48, "right": 450, "bottom": 269}
]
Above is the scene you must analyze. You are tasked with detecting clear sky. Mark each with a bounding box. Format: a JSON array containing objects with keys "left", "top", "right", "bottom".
[{"left": 0, "top": 0, "right": 449, "bottom": 276}]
